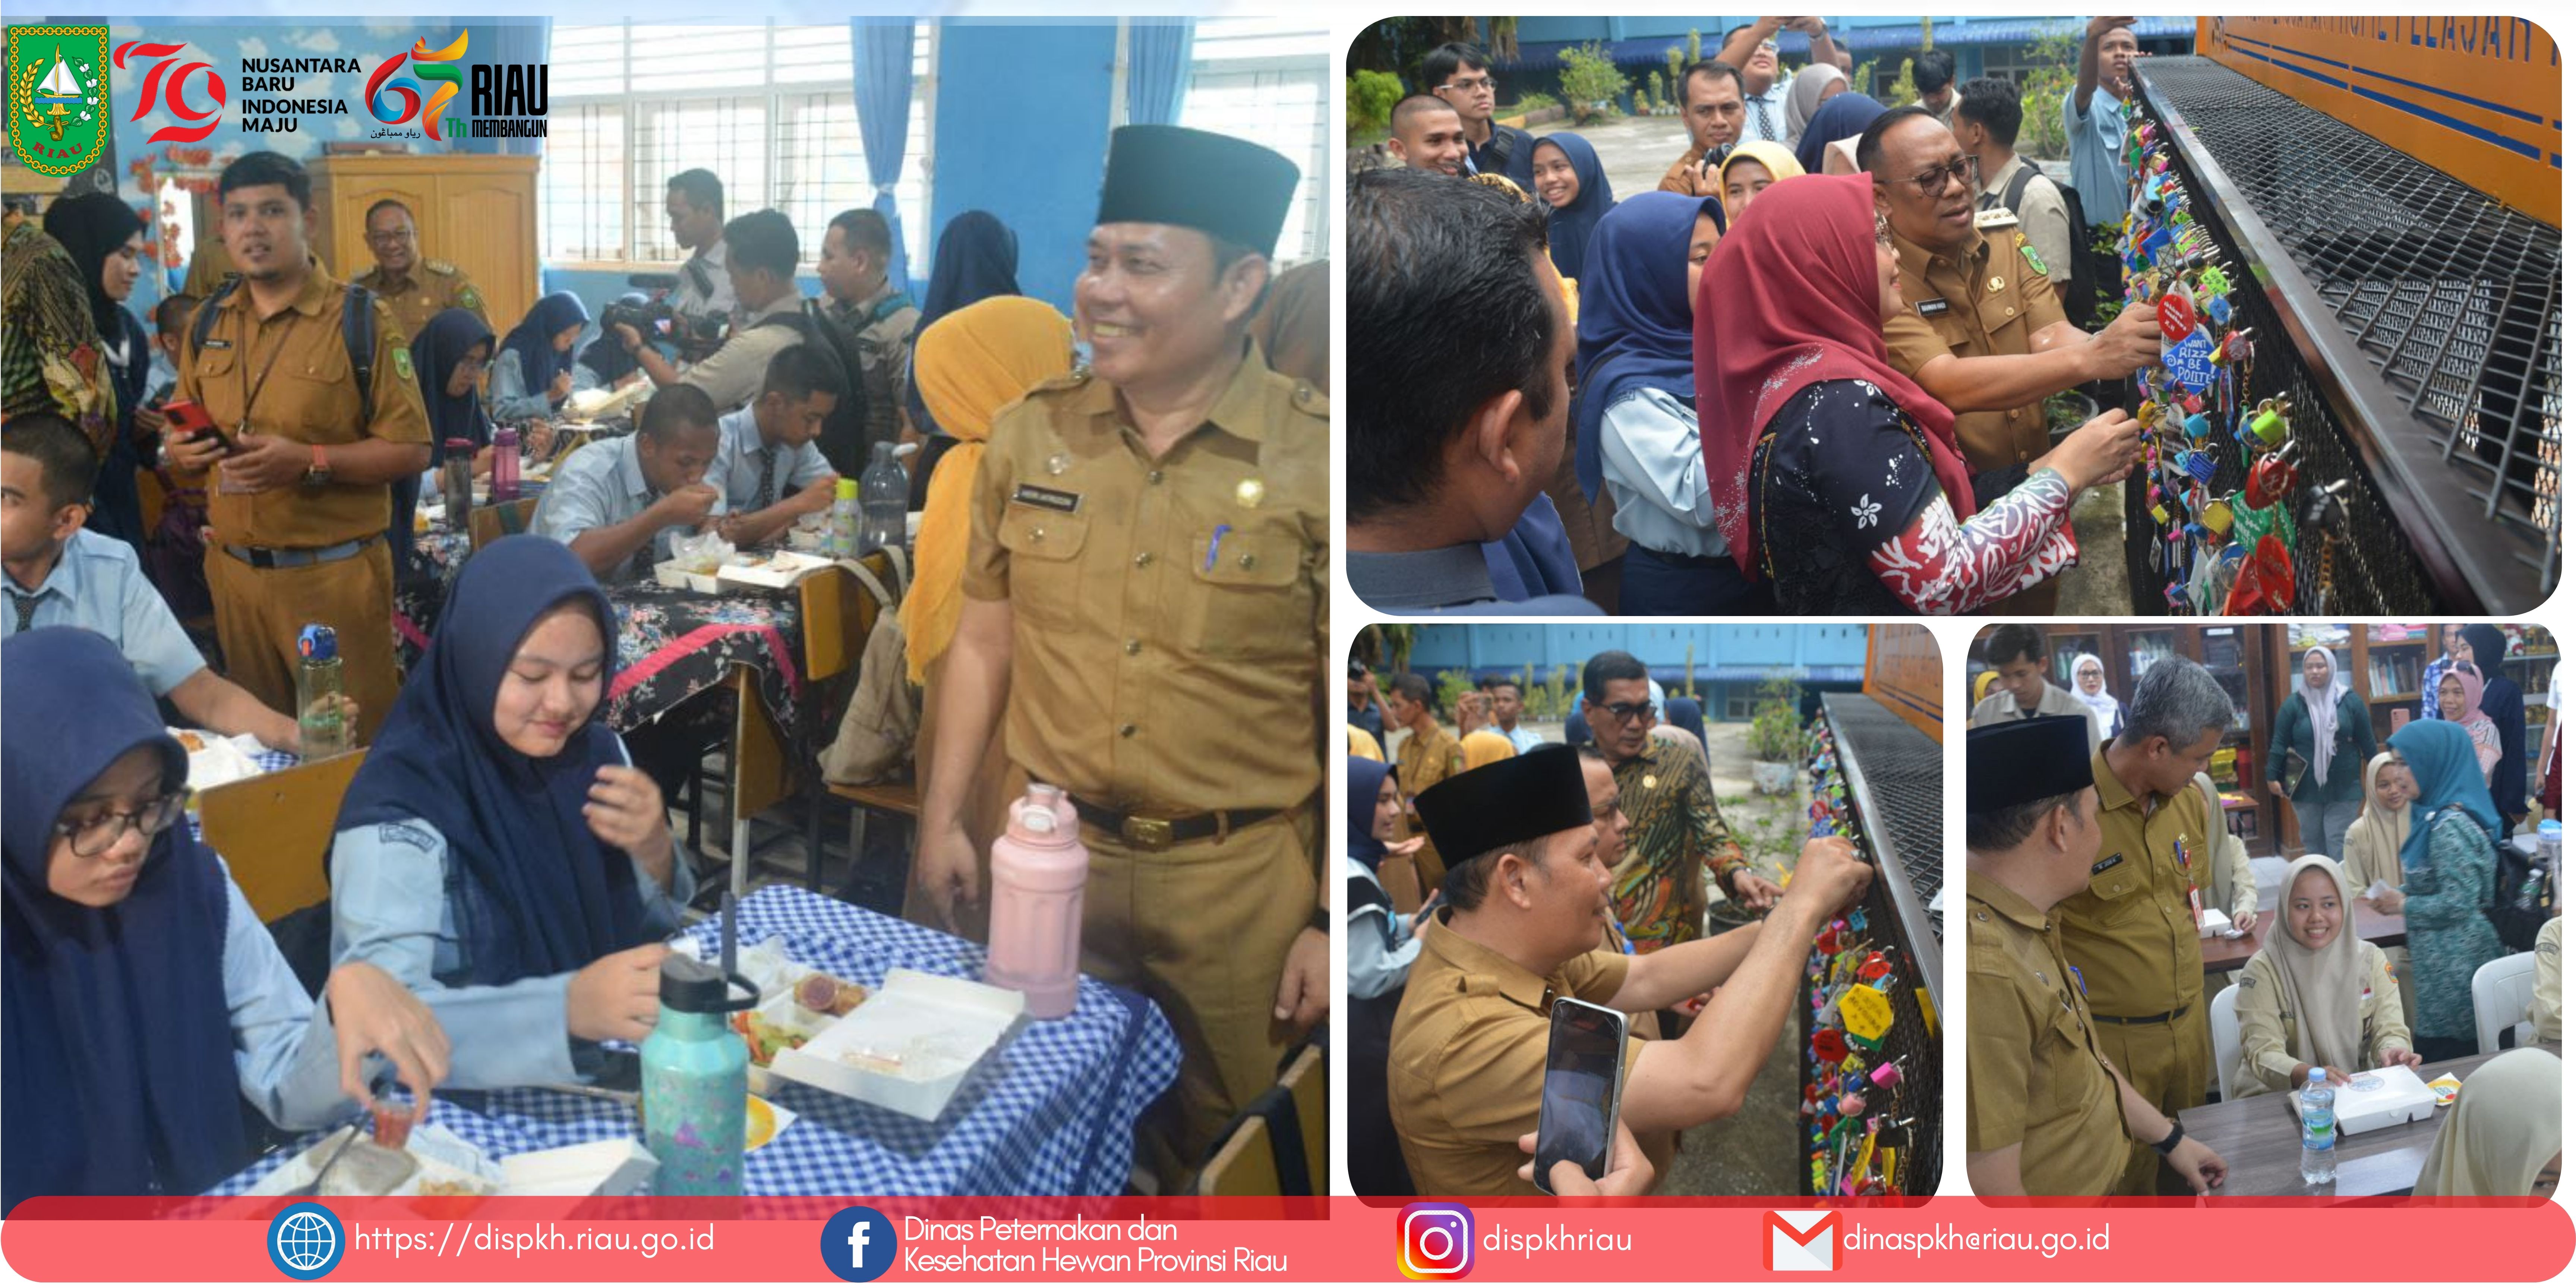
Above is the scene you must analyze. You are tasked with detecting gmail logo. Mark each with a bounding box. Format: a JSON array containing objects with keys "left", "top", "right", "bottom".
[{"left": 1765, "top": 1209, "right": 1840, "bottom": 1272}]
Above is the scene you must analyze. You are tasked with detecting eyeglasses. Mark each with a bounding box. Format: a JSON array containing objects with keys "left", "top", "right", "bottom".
[
  {"left": 1899, "top": 154, "right": 1981, "bottom": 199},
  {"left": 1441, "top": 76, "right": 1495, "bottom": 94},
  {"left": 1596, "top": 701, "right": 1656, "bottom": 726},
  {"left": 1756, "top": 40, "right": 1780, "bottom": 53},
  {"left": 365, "top": 229, "right": 416, "bottom": 246},
  {"left": 53, "top": 792, "right": 185, "bottom": 857}
]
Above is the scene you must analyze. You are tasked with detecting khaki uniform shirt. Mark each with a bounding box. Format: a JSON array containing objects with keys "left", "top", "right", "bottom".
[
  {"left": 1882, "top": 225, "right": 2067, "bottom": 471},
  {"left": 1980, "top": 157, "right": 2073, "bottom": 287},
  {"left": 1395, "top": 723, "right": 1466, "bottom": 806},
  {"left": 2531, "top": 916, "right": 2562, "bottom": 1044},
  {"left": 2057, "top": 747, "right": 2209, "bottom": 1022},
  {"left": 960, "top": 344, "right": 1327, "bottom": 815},
  {"left": 351, "top": 258, "right": 489, "bottom": 343},
  {"left": 1656, "top": 141, "right": 1715, "bottom": 196},
  {"left": 1965, "top": 871, "right": 2130, "bottom": 1196},
  {"left": 1390, "top": 915, "right": 1660, "bottom": 1196},
  {"left": 2227, "top": 941, "right": 2410, "bottom": 1098},
  {"left": 177, "top": 268, "right": 432, "bottom": 549},
  {"left": 823, "top": 281, "right": 920, "bottom": 449}
]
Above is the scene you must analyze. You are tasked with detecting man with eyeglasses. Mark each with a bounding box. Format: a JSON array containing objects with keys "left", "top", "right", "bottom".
[
  {"left": 1423, "top": 41, "right": 1534, "bottom": 189},
  {"left": 2, "top": 414, "right": 331, "bottom": 752},
  {"left": 1862, "top": 107, "right": 2160, "bottom": 613},
  {"left": 1716, "top": 19, "right": 1843, "bottom": 146},
  {"left": 1582, "top": 650, "right": 1771, "bottom": 969},
  {"left": 351, "top": 198, "right": 489, "bottom": 344}
]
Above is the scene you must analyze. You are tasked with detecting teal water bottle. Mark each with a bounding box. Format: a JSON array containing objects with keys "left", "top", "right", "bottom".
[
  {"left": 640, "top": 954, "right": 755, "bottom": 1196},
  {"left": 295, "top": 625, "right": 349, "bottom": 759}
]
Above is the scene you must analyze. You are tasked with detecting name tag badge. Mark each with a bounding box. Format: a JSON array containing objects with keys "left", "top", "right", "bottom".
[
  {"left": 1010, "top": 484, "right": 1082, "bottom": 514},
  {"left": 201, "top": 338, "right": 233, "bottom": 350},
  {"left": 2091, "top": 853, "right": 2125, "bottom": 875},
  {"left": 1914, "top": 299, "right": 1950, "bottom": 318},
  {"left": 1974, "top": 207, "right": 2018, "bottom": 230}
]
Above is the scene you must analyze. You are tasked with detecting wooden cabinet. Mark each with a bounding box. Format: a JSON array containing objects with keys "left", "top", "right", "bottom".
[{"left": 309, "top": 154, "right": 540, "bottom": 335}]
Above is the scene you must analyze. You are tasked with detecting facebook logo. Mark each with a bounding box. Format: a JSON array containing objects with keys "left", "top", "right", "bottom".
[{"left": 820, "top": 1205, "right": 898, "bottom": 1282}]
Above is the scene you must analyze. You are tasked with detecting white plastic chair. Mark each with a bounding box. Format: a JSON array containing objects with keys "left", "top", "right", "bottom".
[
  {"left": 2471, "top": 951, "right": 2538, "bottom": 1054},
  {"left": 2211, "top": 982, "right": 2244, "bottom": 1102}
]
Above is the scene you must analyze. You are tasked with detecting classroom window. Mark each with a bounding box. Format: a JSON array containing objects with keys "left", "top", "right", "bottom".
[
  {"left": 1181, "top": 18, "right": 1330, "bottom": 264},
  {"left": 543, "top": 22, "right": 934, "bottom": 268}
]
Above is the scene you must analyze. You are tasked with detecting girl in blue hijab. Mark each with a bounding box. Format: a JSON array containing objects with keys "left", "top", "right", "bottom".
[
  {"left": 1575, "top": 192, "right": 1768, "bottom": 614},
  {"left": 490, "top": 291, "right": 591, "bottom": 424},
  {"left": 1795, "top": 93, "right": 1888, "bottom": 176},
  {"left": 331, "top": 536, "right": 694, "bottom": 1089},
  {"left": 1531, "top": 132, "right": 1614, "bottom": 281},
  {"left": 575, "top": 291, "right": 648, "bottom": 392},
  {"left": 390, "top": 309, "right": 498, "bottom": 577},
  {"left": 1344, "top": 756, "right": 1420, "bottom": 1002},
  {"left": 3, "top": 629, "right": 447, "bottom": 1210},
  {"left": 2383, "top": 719, "right": 2509, "bottom": 1061}
]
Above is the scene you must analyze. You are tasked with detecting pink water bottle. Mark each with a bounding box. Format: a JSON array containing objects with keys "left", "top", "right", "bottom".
[
  {"left": 984, "top": 783, "right": 1086, "bottom": 1019},
  {"left": 490, "top": 426, "right": 521, "bottom": 501}
]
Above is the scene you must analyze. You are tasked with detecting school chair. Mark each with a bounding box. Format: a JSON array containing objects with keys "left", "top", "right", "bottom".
[
  {"left": 2472, "top": 951, "right": 2538, "bottom": 1053},
  {"left": 1196, "top": 1041, "right": 1326, "bottom": 1197},
  {"left": 197, "top": 749, "right": 368, "bottom": 992},
  {"left": 2210, "top": 981, "right": 2244, "bottom": 1102}
]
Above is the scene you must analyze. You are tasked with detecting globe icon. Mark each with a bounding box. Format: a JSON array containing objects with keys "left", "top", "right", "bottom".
[{"left": 276, "top": 1210, "right": 337, "bottom": 1272}]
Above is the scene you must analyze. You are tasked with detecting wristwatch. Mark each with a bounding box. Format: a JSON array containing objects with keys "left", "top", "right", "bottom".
[
  {"left": 1307, "top": 906, "right": 1331, "bottom": 935},
  {"left": 303, "top": 443, "right": 333, "bottom": 488},
  {"left": 2152, "top": 1117, "right": 2187, "bottom": 1156}
]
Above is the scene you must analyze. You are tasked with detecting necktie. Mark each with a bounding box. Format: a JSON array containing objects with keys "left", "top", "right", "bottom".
[
  {"left": 752, "top": 444, "right": 780, "bottom": 512},
  {"left": 10, "top": 590, "right": 37, "bottom": 633},
  {"left": 1752, "top": 97, "right": 1777, "bottom": 141}
]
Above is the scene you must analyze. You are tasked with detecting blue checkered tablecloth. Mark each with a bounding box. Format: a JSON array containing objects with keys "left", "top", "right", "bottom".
[{"left": 208, "top": 885, "right": 1178, "bottom": 1196}]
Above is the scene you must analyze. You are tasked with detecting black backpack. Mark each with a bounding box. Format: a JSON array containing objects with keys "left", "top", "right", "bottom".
[
  {"left": 756, "top": 301, "right": 876, "bottom": 476},
  {"left": 1981, "top": 159, "right": 2097, "bottom": 325}
]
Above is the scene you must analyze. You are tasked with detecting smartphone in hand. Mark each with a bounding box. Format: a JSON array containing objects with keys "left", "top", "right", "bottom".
[
  {"left": 1532, "top": 997, "right": 1628, "bottom": 1194},
  {"left": 161, "top": 400, "right": 237, "bottom": 454}
]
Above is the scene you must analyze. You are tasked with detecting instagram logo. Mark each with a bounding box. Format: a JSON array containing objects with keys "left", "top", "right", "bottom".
[{"left": 1399, "top": 1202, "right": 1475, "bottom": 1279}]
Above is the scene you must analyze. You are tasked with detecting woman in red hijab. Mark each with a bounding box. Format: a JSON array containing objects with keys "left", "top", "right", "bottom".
[{"left": 1696, "top": 173, "right": 2137, "bottom": 613}]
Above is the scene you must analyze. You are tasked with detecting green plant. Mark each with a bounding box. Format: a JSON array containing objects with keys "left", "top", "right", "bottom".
[
  {"left": 1886, "top": 56, "right": 1920, "bottom": 110},
  {"left": 1665, "top": 45, "right": 1685, "bottom": 100},
  {"left": 1680, "top": 641, "right": 1698, "bottom": 701},
  {"left": 1686, "top": 27, "right": 1702, "bottom": 64},
  {"left": 2017, "top": 22, "right": 2083, "bottom": 161},
  {"left": 1748, "top": 675, "right": 1806, "bottom": 763},
  {"left": 1558, "top": 42, "right": 1628, "bottom": 124},
  {"left": 1645, "top": 70, "right": 1665, "bottom": 112},
  {"left": 1850, "top": 58, "right": 1875, "bottom": 98},
  {"left": 1538, "top": 665, "right": 1573, "bottom": 722},
  {"left": 2089, "top": 223, "right": 2125, "bottom": 327},
  {"left": 1347, "top": 70, "right": 1404, "bottom": 144},
  {"left": 1435, "top": 668, "right": 1473, "bottom": 720},
  {"left": 1499, "top": 89, "right": 1557, "bottom": 117}
]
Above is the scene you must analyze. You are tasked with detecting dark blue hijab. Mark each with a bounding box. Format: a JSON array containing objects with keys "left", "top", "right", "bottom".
[
  {"left": 1574, "top": 192, "right": 1721, "bottom": 501},
  {"left": 1349, "top": 756, "right": 1392, "bottom": 864},
  {"left": 414, "top": 308, "right": 496, "bottom": 464},
  {"left": 1794, "top": 93, "right": 1887, "bottom": 176},
  {"left": 3, "top": 629, "right": 245, "bottom": 1210},
  {"left": 1535, "top": 132, "right": 1614, "bottom": 281},
  {"left": 337, "top": 537, "right": 646, "bottom": 984},
  {"left": 908, "top": 212, "right": 1022, "bottom": 437},
  {"left": 497, "top": 291, "right": 589, "bottom": 409},
  {"left": 577, "top": 291, "right": 647, "bottom": 385}
]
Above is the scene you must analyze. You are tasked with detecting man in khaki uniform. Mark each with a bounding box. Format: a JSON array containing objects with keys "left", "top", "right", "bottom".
[
  {"left": 816, "top": 208, "right": 918, "bottom": 458},
  {"left": 1387, "top": 672, "right": 1465, "bottom": 809},
  {"left": 1864, "top": 107, "right": 2160, "bottom": 612},
  {"left": 1966, "top": 716, "right": 2230, "bottom": 1196},
  {"left": 350, "top": 198, "right": 489, "bottom": 342},
  {"left": 2054, "top": 656, "right": 2231, "bottom": 1194},
  {"left": 1655, "top": 60, "right": 1747, "bottom": 197},
  {"left": 164, "top": 153, "right": 430, "bottom": 747},
  {"left": 1389, "top": 746, "right": 1871, "bottom": 1196},
  {"left": 915, "top": 126, "right": 1326, "bottom": 1177}
]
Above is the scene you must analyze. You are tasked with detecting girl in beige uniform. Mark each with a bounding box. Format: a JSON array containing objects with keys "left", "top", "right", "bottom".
[
  {"left": 2343, "top": 752, "right": 2418, "bottom": 1022},
  {"left": 2228, "top": 855, "right": 2419, "bottom": 1099}
]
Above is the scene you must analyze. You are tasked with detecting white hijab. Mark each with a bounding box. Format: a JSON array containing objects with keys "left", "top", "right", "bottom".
[
  {"left": 2416, "top": 1047, "right": 2563, "bottom": 1196},
  {"left": 2298, "top": 645, "right": 2350, "bottom": 782},
  {"left": 2069, "top": 653, "right": 2122, "bottom": 736}
]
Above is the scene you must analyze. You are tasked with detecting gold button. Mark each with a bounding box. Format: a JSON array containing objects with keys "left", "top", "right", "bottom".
[
  {"left": 1147, "top": 469, "right": 1164, "bottom": 486},
  {"left": 1237, "top": 553, "right": 1257, "bottom": 570},
  {"left": 1133, "top": 552, "right": 1153, "bottom": 568},
  {"left": 2005, "top": 306, "right": 2016, "bottom": 318},
  {"left": 1118, "top": 723, "right": 1138, "bottom": 738},
  {"left": 1027, "top": 526, "right": 1045, "bottom": 542},
  {"left": 2008, "top": 408, "right": 2021, "bottom": 419},
  {"left": 1124, "top": 638, "right": 1141, "bottom": 656}
]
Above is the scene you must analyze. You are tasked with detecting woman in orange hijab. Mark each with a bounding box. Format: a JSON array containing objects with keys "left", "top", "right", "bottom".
[{"left": 898, "top": 296, "right": 1074, "bottom": 931}]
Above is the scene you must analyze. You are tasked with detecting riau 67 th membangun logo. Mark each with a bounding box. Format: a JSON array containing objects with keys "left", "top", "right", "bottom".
[{"left": 7, "top": 25, "right": 110, "bottom": 176}]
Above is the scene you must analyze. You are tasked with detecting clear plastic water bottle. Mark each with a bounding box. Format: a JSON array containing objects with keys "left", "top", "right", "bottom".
[
  {"left": 828, "top": 478, "right": 860, "bottom": 558},
  {"left": 296, "top": 625, "right": 350, "bottom": 759},
  {"left": 490, "top": 426, "right": 521, "bottom": 501},
  {"left": 859, "top": 441, "right": 911, "bottom": 553},
  {"left": 2299, "top": 1067, "right": 2337, "bottom": 1185},
  {"left": 439, "top": 438, "right": 476, "bottom": 524}
]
